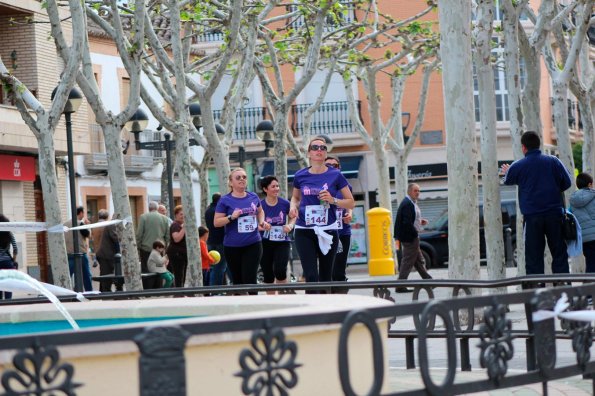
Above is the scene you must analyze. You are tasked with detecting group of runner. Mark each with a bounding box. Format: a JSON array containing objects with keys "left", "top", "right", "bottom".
[{"left": 213, "top": 137, "right": 355, "bottom": 292}]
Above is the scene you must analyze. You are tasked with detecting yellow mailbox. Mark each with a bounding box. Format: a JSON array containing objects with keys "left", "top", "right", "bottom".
[{"left": 366, "top": 207, "right": 396, "bottom": 276}]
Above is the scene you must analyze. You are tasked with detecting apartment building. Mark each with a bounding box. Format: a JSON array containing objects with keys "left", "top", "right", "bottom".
[
  {"left": 199, "top": 0, "right": 583, "bottom": 263},
  {"left": 0, "top": 0, "right": 92, "bottom": 281}
]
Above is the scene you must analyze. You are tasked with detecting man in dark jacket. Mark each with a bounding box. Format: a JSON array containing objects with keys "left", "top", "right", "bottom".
[
  {"left": 204, "top": 193, "right": 228, "bottom": 285},
  {"left": 394, "top": 183, "right": 432, "bottom": 292},
  {"left": 95, "top": 209, "right": 120, "bottom": 292},
  {"left": 502, "top": 131, "right": 572, "bottom": 275}
]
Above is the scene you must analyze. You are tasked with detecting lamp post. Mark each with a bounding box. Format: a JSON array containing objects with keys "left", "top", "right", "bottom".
[
  {"left": 125, "top": 106, "right": 203, "bottom": 219},
  {"left": 52, "top": 86, "right": 83, "bottom": 291},
  {"left": 229, "top": 119, "right": 273, "bottom": 165}
]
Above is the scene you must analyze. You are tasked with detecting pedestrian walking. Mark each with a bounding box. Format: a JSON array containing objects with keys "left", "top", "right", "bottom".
[
  {"left": 259, "top": 175, "right": 295, "bottom": 294},
  {"left": 289, "top": 137, "right": 354, "bottom": 292},
  {"left": 501, "top": 131, "right": 572, "bottom": 275},
  {"left": 64, "top": 206, "right": 93, "bottom": 291},
  {"left": 325, "top": 156, "right": 353, "bottom": 293},
  {"left": 570, "top": 172, "right": 595, "bottom": 272},
  {"left": 95, "top": 209, "right": 120, "bottom": 292},
  {"left": 214, "top": 168, "right": 267, "bottom": 293},
  {"left": 166, "top": 205, "right": 188, "bottom": 287},
  {"left": 136, "top": 201, "right": 169, "bottom": 288},
  {"left": 0, "top": 214, "right": 18, "bottom": 299},
  {"left": 205, "top": 193, "right": 229, "bottom": 285},
  {"left": 394, "top": 183, "right": 432, "bottom": 293}
]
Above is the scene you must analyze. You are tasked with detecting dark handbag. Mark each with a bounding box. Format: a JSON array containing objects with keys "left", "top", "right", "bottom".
[
  {"left": 562, "top": 211, "right": 578, "bottom": 241},
  {"left": 561, "top": 193, "right": 577, "bottom": 241}
]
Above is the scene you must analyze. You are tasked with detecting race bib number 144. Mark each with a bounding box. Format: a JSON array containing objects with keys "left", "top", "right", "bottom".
[{"left": 305, "top": 205, "right": 328, "bottom": 226}]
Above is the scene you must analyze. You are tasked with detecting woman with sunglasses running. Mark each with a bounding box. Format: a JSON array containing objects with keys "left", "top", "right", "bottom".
[
  {"left": 289, "top": 138, "right": 355, "bottom": 292},
  {"left": 325, "top": 156, "right": 353, "bottom": 293},
  {"left": 259, "top": 175, "right": 296, "bottom": 294},
  {"left": 214, "top": 168, "right": 269, "bottom": 291}
]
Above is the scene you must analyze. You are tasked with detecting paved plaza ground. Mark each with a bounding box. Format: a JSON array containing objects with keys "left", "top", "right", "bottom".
[
  {"left": 346, "top": 265, "right": 594, "bottom": 395},
  {"left": 41, "top": 263, "right": 595, "bottom": 394}
]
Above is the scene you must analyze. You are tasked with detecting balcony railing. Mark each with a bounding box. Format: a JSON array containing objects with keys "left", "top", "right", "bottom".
[
  {"left": 84, "top": 123, "right": 158, "bottom": 173},
  {"left": 286, "top": 0, "right": 357, "bottom": 32},
  {"left": 291, "top": 100, "right": 361, "bottom": 136},
  {"left": 213, "top": 107, "right": 268, "bottom": 141},
  {"left": 194, "top": 30, "right": 224, "bottom": 43}
]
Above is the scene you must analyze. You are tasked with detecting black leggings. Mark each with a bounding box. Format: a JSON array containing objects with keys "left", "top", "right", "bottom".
[
  {"left": 224, "top": 242, "right": 262, "bottom": 292},
  {"left": 332, "top": 234, "right": 351, "bottom": 282},
  {"left": 260, "top": 239, "right": 290, "bottom": 283},
  {"left": 294, "top": 228, "right": 338, "bottom": 292}
]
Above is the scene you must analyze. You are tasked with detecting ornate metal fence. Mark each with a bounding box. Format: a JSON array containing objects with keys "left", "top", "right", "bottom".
[{"left": 1, "top": 275, "right": 595, "bottom": 395}]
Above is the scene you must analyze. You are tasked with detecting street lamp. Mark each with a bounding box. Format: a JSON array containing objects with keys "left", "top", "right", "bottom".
[
  {"left": 255, "top": 119, "right": 274, "bottom": 157},
  {"left": 125, "top": 107, "right": 202, "bottom": 219},
  {"left": 51, "top": 86, "right": 84, "bottom": 292},
  {"left": 402, "top": 112, "right": 411, "bottom": 144}
]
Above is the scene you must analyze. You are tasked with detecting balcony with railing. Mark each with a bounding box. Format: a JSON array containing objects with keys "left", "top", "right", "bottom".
[
  {"left": 84, "top": 124, "right": 157, "bottom": 173},
  {"left": 212, "top": 107, "right": 268, "bottom": 141},
  {"left": 291, "top": 100, "right": 361, "bottom": 136},
  {"left": 194, "top": 30, "right": 224, "bottom": 43},
  {"left": 286, "top": 0, "right": 357, "bottom": 32}
]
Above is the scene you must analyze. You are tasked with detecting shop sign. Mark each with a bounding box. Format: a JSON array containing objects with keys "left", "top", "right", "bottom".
[{"left": 0, "top": 155, "right": 36, "bottom": 181}]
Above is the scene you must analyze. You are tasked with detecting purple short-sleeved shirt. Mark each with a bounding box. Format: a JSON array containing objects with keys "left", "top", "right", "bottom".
[
  {"left": 293, "top": 167, "right": 349, "bottom": 228},
  {"left": 216, "top": 191, "right": 262, "bottom": 247},
  {"left": 336, "top": 185, "right": 353, "bottom": 236},
  {"left": 261, "top": 197, "right": 291, "bottom": 242}
]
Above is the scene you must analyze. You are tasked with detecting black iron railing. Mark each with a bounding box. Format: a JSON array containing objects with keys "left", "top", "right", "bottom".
[
  {"left": 212, "top": 107, "right": 268, "bottom": 141},
  {"left": 290, "top": 100, "right": 361, "bottom": 136},
  {"left": 2, "top": 275, "right": 595, "bottom": 395}
]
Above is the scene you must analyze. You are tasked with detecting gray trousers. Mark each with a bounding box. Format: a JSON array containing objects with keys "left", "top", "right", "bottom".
[{"left": 398, "top": 237, "right": 432, "bottom": 280}]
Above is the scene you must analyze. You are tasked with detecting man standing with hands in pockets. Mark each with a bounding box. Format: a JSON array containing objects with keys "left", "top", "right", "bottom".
[{"left": 394, "top": 183, "right": 432, "bottom": 292}]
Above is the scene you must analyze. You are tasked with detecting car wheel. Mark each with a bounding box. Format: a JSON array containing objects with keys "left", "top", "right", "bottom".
[{"left": 422, "top": 249, "right": 433, "bottom": 269}]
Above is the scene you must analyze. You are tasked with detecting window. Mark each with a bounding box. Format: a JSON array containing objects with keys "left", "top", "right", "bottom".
[
  {"left": 473, "top": 38, "right": 526, "bottom": 122},
  {"left": 472, "top": 0, "right": 528, "bottom": 21},
  {"left": 420, "top": 130, "right": 444, "bottom": 145}
]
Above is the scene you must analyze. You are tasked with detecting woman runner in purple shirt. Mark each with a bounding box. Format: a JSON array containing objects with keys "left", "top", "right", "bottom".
[
  {"left": 259, "top": 176, "right": 296, "bottom": 293},
  {"left": 289, "top": 138, "right": 355, "bottom": 292},
  {"left": 214, "top": 168, "right": 269, "bottom": 291},
  {"left": 325, "top": 156, "right": 352, "bottom": 292}
]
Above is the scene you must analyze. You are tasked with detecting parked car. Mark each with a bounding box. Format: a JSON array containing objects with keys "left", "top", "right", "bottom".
[{"left": 411, "top": 200, "right": 517, "bottom": 268}]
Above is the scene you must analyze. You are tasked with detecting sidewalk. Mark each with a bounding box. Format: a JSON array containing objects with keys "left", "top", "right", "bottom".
[{"left": 387, "top": 369, "right": 592, "bottom": 395}]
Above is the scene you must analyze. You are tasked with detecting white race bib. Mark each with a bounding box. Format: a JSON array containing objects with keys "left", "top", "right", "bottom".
[
  {"left": 269, "top": 226, "right": 286, "bottom": 241},
  {"left": 336, "top": 209, "right": 343, "bottom": 230},
  {"left": 238, "top": 215, "right": 257, "bottom": 233},
  {"left": 305, "top": 205, "right": 328, "bottom": 226}
]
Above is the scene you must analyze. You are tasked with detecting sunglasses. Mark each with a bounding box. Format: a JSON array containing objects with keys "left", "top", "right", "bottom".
[
  {"left": 309, "top": 144, "right": 328, "bottom": 152},
  {"left": 235, "top": 175, "right": 247, "bottom": 180},
  {"left": 326, "top": 163, "right": 339, "bottom": 169}
]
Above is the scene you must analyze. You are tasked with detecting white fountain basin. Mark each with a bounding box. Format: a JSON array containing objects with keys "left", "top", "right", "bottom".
[{"left": 0, "top": 294, "right": 392, "bottom": 395}]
